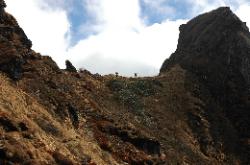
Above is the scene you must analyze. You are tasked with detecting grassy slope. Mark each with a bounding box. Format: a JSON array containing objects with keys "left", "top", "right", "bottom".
[{"left": 0, "top": 73, "right": 119, "bottom": 165}]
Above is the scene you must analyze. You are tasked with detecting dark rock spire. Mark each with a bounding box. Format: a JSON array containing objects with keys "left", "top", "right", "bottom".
[{"left": 160, "top": 7, "right": 250, "bottom": 139}]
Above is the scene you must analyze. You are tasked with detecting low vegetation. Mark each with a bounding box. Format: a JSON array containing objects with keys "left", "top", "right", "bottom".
[{"left": 107, "top": 78, "right": 162, "bottom": 114}]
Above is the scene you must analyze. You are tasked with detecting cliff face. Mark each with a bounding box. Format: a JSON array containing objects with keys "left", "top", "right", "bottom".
[
  {"left": 161, "top": 6, "right": 250, "bottom": 142},
  {"left": 161, "top": 7, "right": 250, "bottom": 92},
  {"left": 0, "top": 1, "right": 249, "bottom": 165}
]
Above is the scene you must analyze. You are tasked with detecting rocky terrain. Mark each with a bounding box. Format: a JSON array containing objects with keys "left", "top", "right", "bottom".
[{"left": 0, "top": 1, "right": 249, "bottom": 164}]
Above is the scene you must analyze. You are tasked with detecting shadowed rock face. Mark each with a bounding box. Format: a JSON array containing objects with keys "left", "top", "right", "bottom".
[
  {"left": 161, "top": 7, "right": 250, "bottom": 140},
  {"left": 0, "top": 1, "right": 32, "bottom": 80},
  {"left": 161, "top": 7, "right": 250, "bottom": 77}
]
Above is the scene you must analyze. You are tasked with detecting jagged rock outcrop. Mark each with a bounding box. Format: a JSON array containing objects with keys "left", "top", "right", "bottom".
[
  {"left": 161, "top": 7, "right": 250, "bottom": 163},
  {"left": 161, "top": 7, "right": 250, "bottom": 82}
]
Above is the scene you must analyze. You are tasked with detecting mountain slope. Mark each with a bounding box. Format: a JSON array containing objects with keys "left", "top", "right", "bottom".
[{"left": 0, "top": 1, "right": 249, "bottom": 165}]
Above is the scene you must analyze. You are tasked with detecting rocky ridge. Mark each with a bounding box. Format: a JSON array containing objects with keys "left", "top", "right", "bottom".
[{"left": 0, "top": 1, "right": 249, "bottom": 165}]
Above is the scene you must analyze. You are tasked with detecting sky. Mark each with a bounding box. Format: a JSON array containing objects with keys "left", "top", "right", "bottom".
[{"left": 5, "top": 0, "right": 250, "bottom": 76}]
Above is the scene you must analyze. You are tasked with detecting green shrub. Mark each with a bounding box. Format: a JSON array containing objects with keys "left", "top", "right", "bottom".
[
  {"left": 116, "top": 89, "right": 143, "bottom": 114},
  {"left": 107, "top": 79, "right": 161, "bottom": 114},
  {"left": 128, "top": 80, "right": 156, "bottom": 97}
]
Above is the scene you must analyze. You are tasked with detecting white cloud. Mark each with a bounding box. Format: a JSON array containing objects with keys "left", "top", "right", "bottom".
[
  {"left": 5, "top": 0, "right": 185, "bottom": 76},
  {"left": 235, "top": 4, "right": 250, "bottom": 28},
  {"left": 4, "top": 0, "right": 250, "bottom": 76},
  {"left": 68, "top": 18, "right": 185, "bottom": 76},
  {"left": 67, "top": 0, "right": 186, "bottom": 76},
  {"left": 186, "top": 0, "right": 250, "bottom": 16}
]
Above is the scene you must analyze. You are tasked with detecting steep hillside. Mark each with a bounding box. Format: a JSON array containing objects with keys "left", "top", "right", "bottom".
[
  {"left": 0, "top": 73, "right": 119, "bottom": 165},
  {"left": 0, "top": 1, "right": 249, "bottom": 165}
]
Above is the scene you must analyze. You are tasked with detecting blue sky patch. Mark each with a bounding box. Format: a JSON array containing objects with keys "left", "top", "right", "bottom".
[
  {"left": 67, "top": 0, "right": 89, "bottom": 45},
  {"left": 139, "top": 0, "right": 191, "bottom": 25}
]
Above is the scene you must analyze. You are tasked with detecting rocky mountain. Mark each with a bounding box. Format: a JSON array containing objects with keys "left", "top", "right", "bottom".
[
  {"left": 0, "top": 1, "right": 249, "bottom": 164},
  {"left": 161, "top": 6, "right": 250, "bottom": 158}
]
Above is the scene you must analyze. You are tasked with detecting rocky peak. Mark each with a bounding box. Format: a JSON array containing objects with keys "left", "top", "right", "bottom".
[
  {"left": 160, "top": 7, "right": 250, "bottom": 89},
  {"left": 177, "top": 7, "right": 249, "bottom": 53},
  {"left": 161, "top": 7, "right": 250, "bottom": 72},
  {"left": 161, "top": 7, "right": 250, "bottom": 139}
]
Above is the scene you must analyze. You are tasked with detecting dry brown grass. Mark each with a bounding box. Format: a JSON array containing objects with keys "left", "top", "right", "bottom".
[{"left": 0, "top": 73, "right": 120, "bottom": 165}]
